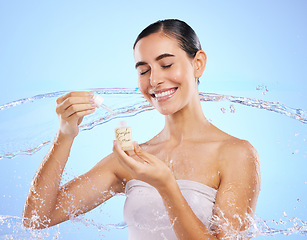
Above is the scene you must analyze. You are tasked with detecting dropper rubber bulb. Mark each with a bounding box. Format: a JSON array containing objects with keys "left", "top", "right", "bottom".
[{"left": 93, "top": 95, "right": 116, "bottom": 114}]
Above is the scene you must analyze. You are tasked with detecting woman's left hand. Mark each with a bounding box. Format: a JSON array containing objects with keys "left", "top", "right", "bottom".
[{"left": 113, "top": 141, "right": 175, "bottom": 190}]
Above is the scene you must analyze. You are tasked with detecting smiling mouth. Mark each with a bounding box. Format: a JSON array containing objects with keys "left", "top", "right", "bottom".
[{"left": 150, "top": 88, "right": 178, "bottom": 101}]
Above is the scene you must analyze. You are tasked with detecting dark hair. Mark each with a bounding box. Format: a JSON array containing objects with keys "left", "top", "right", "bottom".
[{"left": 133, "top": 19, "right": 202, "bottom": 60}]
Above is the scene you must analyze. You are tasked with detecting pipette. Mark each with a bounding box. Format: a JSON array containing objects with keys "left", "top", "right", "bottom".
[{"left": 93, "top": 95, "right": 116, "bottom": 114}]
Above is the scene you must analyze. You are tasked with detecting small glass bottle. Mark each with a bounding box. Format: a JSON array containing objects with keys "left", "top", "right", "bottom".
[{"left": 115, "top": 121, "right": 134, "bottom": 151}]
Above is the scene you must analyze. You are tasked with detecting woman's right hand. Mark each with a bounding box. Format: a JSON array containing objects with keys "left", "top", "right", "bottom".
[{"left": 56, "top": 91, "right": 96, "bottom": 138}]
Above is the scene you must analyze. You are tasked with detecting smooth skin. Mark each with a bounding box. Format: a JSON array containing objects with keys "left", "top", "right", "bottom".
[{"left": 23, "top": 32, "right": 260, "bottom": 239}]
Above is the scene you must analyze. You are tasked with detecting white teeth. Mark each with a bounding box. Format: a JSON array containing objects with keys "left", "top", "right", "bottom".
[{"left": 154, "top": 89, "right": 175, "bottom": 98}]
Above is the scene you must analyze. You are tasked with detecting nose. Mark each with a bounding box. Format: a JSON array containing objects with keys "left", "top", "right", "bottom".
[{"left": 149, "top": 68, "right": 164, "bottom": 87}]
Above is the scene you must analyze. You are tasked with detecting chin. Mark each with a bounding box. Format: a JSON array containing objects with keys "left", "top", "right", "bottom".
[{"left": 155, "top": 105, "right": 179, "bottom": 116}]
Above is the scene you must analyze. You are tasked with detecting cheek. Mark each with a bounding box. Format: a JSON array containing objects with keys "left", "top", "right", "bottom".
[
  {"left": 138, "top": 78, "right": 145, "bottom": 91},
  {"left": 138, "top": 79, "right": 150, "bottom": 98},
  {"left": 170, "top": 65, "right": 191, "bottom": 84}
]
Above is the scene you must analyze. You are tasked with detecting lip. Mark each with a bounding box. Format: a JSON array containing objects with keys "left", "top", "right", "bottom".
[{"left": 149, "top": 87, "right": 178, "bottom": 102}]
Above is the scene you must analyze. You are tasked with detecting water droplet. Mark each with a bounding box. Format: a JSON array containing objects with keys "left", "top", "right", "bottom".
[
  {"left": 280, "top": 220, "right": 286, "bottom": 225},
  {"left": 256, "top": 84, "right": 269, "bottom": 95},
  {"left": 220, "top": 108, "right": 227, "bottom": 114},
  {"left": 229, "top": 104, "right": 235, "bottom": 113}
]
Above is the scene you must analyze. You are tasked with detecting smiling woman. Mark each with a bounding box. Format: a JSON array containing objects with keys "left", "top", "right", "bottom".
[{"left": 22, "top": 19, "right": 260, "bottom": 240}]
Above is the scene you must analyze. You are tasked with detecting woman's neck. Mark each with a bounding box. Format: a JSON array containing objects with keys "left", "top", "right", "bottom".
[{"left": 162, "top": 97, "right": 211, "bottom": 143}]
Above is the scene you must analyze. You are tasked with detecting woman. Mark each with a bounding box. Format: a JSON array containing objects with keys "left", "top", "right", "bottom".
[{"left": 23, "top": 19, "right": 260, "bottom": 239}]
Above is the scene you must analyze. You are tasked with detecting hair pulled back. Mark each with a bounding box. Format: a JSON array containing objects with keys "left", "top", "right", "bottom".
[{"left": 133, "top": 19, "right": 202, "bottom": 60}]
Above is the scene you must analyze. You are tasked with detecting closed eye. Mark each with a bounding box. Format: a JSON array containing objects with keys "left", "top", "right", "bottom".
[
  {"left": 140, "top": 69, "right": 150, "bottom": 76},
  {"left": 162, "top": 64, "right": 173, "bottom": 69}
]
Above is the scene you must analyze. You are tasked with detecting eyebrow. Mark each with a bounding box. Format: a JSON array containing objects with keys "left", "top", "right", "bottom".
[{"left": 135, "top": 53, "right": 175, "bottom": 69}]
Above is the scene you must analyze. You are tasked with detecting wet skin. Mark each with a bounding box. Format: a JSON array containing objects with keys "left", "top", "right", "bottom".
[{"left": 23, "top": 32, "right": 260, "bottom": 240}]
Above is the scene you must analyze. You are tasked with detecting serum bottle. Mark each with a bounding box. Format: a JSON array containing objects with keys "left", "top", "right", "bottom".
[
  {"left": 115, "top": 121, "right": 134, "bottom": 151},
  {"left": 93, "top": 95, "right": 134, "bottom": 150}
]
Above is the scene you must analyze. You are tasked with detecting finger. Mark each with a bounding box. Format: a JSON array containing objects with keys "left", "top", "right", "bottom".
[
  {"left": 56, "top": 91, "right": 94, "bottom": 104},
  {"left": 113, "top": 140, "right": 141, "bottom": 172},
  {"left": 62, "top": 103, "right": 95, "bottom": 119},
  {"left": 60, "top": 95, "right": 94, "bottom": 111},
  {"left": 68, "top": 108, "right": 95, "bottom": 123},
  {"left": 133, "top": 142, "right": 155, "bottom": 164},
  {"left": 56, "top": 95, "right": 95, "bottom": 116}
]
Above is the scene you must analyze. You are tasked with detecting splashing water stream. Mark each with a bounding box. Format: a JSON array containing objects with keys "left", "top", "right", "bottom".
[
  {"left": 0, "top": 88, "right": 306, "bottom": 239},
  {"left": 0, "top": 88, "right": 306, "bottom": 160}
]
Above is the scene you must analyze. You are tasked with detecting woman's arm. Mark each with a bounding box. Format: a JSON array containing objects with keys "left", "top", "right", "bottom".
[
  {"left": 211, "top": 140, "right": 260, "bottom": 239},
  {"left": 23, "top": 138, "right": 124, "bottom": 229},
  {"left": 113, "top": 140, "right": 260, "bottom": 239},
  {"left": 23, "top": 92, "right": 126, "bottom": 229}
]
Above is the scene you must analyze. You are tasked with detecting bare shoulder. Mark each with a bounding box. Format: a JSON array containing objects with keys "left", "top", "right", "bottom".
[
  {"left": 220, "top": 138, "right": 258, "bottom": 161},
  {"left": 218, "top": 137, "right": 260, "bottom": 179}
]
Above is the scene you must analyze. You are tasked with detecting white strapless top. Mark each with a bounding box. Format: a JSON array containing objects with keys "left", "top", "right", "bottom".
[{"left": 124, "top": 179, "right": 217, "bottom": 240}]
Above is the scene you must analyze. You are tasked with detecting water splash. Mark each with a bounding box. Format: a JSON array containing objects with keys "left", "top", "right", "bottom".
[
  {"left": 209, "top": 208, "right": 307, "bottom": 238},
  {"left": 198, "top": 92, "right": 306, "bottom": 124},
  {"left": 0, "top": 88, "right": 306, "bottom": 160},
  {"left": 0, "top": 88, "right": 306, "bottom": 239},
  {"left": 1, "top": 213, "right": 306, "bottom": 239},
  {"left": 249, "top": 216, "right": 307, "bottom": 238},
  {"left": 0, "top": 215, "right": 60, "bottom": 239}
]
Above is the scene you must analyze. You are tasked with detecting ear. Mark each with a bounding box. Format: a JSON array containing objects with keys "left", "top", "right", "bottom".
[{"left": 193, "top": 50, "right": 207, "bottom": 79}]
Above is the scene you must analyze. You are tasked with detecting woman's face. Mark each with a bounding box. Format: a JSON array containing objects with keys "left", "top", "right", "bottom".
[{"left": 134, "top": 32, "right": 199, "bottom": 115}]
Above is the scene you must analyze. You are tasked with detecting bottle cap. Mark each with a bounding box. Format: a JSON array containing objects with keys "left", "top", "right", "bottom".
[
  {"left": 119, "top": 121, "right": 127, "bottom": 128},
  {"left": 94, "top": 95, "right": 104, "bottom": 108}
]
